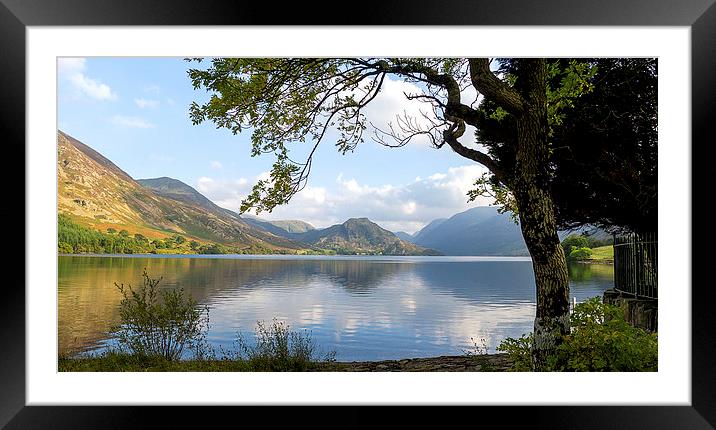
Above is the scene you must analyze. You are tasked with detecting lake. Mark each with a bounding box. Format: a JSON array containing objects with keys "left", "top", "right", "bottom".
[{"left": 58, "top": 255, "right": 614, "bottom": 361}]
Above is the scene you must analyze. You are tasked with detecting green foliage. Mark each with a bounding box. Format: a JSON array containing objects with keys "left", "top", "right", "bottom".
[
  {"left": 58, "top": 241, "right": 74, "bottom": 254},
  {"left": 496, "top": 333, "right": 534, "bottom": 371},
  {"left": 62, "top": 317, "right": 336, "bottom": 371},
  {"left": 569, "top": 247, "right": 592, "bottom": 261},
  {"left": 119, "top": 229, "right": 129, "bottom": 237},
  {"left": 561, "top": 234, "right": 589, "bottom": 256},
  {"left": 187, "top": 58, "right": 494, "bottom": 214},
  {"left": 545, "top": 60, "right": 597, "bottom": 134},
  {"left": 497, "top": 297, "right": 658, "bottom": 371},
  {"left": 173, "top": 235, "right": 186, "bottom": 244},
  {"left": 198, "top": 243, "right": 227, "bottom": 254},
  {"left": 134, "top": 233, "right": 147, "bottom": 242},
  {"left": 468, "top": 172, "right": 519, "bottom": 223},
  {"left": 189, "top": 240, "right": 200, "bottom": 251},
  {"left": 107, "top": 228, "right": 117, "bottom": 234},
  {"left": 58, "top": 214, "right": 151, "bottom": 254},
  {"left": 235, "top": 318, "right": 336, "bottom": 371},
  {"left": 111, "top": 269, "right": 209, "bottom": 361},
  {"left": 550, "top": 297, "right": 658, "bottom": 371}
]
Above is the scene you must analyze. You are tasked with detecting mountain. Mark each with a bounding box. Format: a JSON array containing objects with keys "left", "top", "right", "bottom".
[
  {"left": 57, "top": 131, "right": 309, "bottom": 252},
  {"left": 393, "top": 231, "right": 416, "bottom": 243},
  {"left": 412, "top": 206, "right": 612, "bottom": 256},
  {"left": 412, "top": 218, "right": 447, "bottom": 243},
  {"left": 412, "top": 206, "right": 529, "bottom": 256},
  {"left": 242, "top": 216, "right": 316, "bottom": 237},
  {"left": 137, "top": 177, "right": 236, "bottom": 217},
  {"left": 292, "top": 218, "right": 441, "bottom": 256}
]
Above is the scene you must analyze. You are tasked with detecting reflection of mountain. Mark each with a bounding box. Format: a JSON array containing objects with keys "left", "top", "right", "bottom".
[
  {"left": 59, "top": 256, "right": 615, "bottom": 358},
  {"left": 58, "top": 256, "right": 407, "bottom": 354},
  {"left": 411, "top": 260, "right": 537, "bottom": 304}
]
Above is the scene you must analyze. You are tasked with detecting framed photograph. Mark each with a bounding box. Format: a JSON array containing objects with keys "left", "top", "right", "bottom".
[{"left": 4, "top": 0, "right": 712, "bottom": 426}]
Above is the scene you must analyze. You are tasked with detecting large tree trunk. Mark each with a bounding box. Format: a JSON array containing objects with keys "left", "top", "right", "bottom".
[{"left": 512, "top": 59, "right": 571, "bottom": 370}]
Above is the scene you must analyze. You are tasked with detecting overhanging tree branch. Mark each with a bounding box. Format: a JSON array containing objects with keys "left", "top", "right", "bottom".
[{"left": 468, "top": 58, "right": 525, "bottom": 115}]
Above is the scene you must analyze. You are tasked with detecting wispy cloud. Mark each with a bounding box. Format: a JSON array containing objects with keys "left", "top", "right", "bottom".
[
  {"left": 134, "top": 98, "right": 160, "bottom": 109},
  {"left": 144, "top": 84, "right": 161, "bottom": 94},
  {"left": 210, "top": 161, "right": 223, "bottom": 169},
  {"left": 58, "top": 57, "right": 117, "bottom": 101},
  {"left": 110, "top": 115, "right": 155, "bottom": 129},
  {"left": 196, "top": 164, "right": 494, "bottom": 233}
]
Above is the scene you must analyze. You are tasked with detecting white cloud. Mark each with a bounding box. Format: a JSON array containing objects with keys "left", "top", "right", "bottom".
[
  {"left": 59, "top": 58, "right": 117, "bottom": 101},
  {"left": 110, "top": 115, "right": 154, "bottom": 129},
  {"left": 58, "top": 57, "right": 86, "bottom": 76},
  {"left": 353, "top": 75, "right": 482, "bottom": 150},
  {"left": 144, "top": 84, "right": 161, "bottom": 94},
  {"left": 195, "top": 164, "right": 495, "bottom": 234},
  {"left": 210, "top": 161, "right": 223, "bottom": 169},
  {"left": 134, "top": 98, "right": 160, "bottom": 109}
]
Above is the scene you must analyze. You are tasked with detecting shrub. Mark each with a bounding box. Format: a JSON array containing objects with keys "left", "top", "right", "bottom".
[
  {"left": 497, "top": 297, "right": 657, "bottom": 371},
  {"left": 496, "top": 333, "right": 533, "bottom": 371},
  {"left": 549, "top": 297, "right": 658, "bottom": 371},
  {"left": 569, "top": 246, "right": 592, "bottom": 260},
  {"left": 58, "top": 241, "right": 74, "bottom": 253},
  {"left": 111, "top": 269, "right": 209, "bottom": 361},
  {"left": 236, "top": 318, "right": 335, "bottom": 371},
  {"left": 561, "top": 234, "right": 589, "bottom": 255}
]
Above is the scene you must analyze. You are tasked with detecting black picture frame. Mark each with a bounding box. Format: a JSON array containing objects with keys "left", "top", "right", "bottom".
[{"left": 2, "top": 0, "right": 711, "bottom": 427}]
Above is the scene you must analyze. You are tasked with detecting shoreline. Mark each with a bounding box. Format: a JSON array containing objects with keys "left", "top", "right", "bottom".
[
  {"left": 58, "top": 252, "right": 533, "bottom": 260},
  {"left": 58, "top": 353, "right": 515, "bottom": 372},
  {"left": 575, "top": 259, "right": 614, "bottom": 265},
  {"left": 319, "top": 354, "right": 514, "bottom": 372}
]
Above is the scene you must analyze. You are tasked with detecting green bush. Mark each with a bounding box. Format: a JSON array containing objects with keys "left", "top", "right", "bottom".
[
  {"left": 569, "top": 246, "right": 593, "bottom": 260},
  {"left": 496, "top": 333, "right": 534, "bottom": 371},
  {"left": 498, "top": 297, "right": 657, "bottom": 371},
  {"left": 58, "top": 241, "right": 74, "bottom": 253},
  {"left": 561, "top": 234, "right": 589, "bottom": 255},
  {"left": 111, "top": 269, "right": 209, "bottom": 361},
  {"left": 235, "top": 318, "right": 335, "bottom": 371}
]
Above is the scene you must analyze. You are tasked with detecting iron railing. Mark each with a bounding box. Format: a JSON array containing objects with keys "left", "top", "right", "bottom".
[{"left": 613, "top": 232, "right": 658, "bottom": 299}]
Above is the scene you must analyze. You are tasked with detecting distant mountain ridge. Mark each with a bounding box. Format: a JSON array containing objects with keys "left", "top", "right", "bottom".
[
  {"left": 59, "top": 130, "right": 606, "bottom": 257},
  {"left": 137, "top": 177, "right": 236, "bottom": 217},
  {"left": 242, "top": 216, "right": 316, "bottom": 237},
  {"left": 57, "top": 130, "right": 436, "bottom": 256},
  {"left": 408, "top": 206, "right": 610, "bottom": 256},
  {"left": 393, "top": 231, "right": 416, "bottom": 243},
  {"left": 411, "top": 206, "right": 529, "bottom": 256},
  {"left": 291, "top": 218, "right": 440, "bottom": 256}
]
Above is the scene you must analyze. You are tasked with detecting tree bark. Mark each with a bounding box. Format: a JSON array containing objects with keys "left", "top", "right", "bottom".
[{"left": 511, "top": 59, "right": 571, "bottom": 370}]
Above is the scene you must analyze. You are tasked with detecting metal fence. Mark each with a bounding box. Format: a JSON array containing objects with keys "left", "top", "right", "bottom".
[{"left": 613, "top": 232, "right": 658, "bottom": 299}]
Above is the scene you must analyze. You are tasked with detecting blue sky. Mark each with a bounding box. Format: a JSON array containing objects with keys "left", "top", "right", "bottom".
[{"left": 58, "top": 57, "right": 493, "bottom": 233}]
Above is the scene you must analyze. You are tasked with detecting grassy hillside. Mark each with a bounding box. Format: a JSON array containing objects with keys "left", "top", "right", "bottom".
[
  {"left": 587, "top": 245, "right": 614, "bottom": 262},
  {"left": 57, "top": 131, "right": 313, "bottom": 254}
]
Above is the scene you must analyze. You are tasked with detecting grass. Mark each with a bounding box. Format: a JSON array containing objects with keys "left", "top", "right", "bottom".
[
  {"left": 586, "top": 245, "right": 614, "bottom": 262},
  {"left": 59, "top": 318, "right": 336, "bottom": 372},
  {"left": 58, "top": 351, "right": 255, "bottom": 372}
]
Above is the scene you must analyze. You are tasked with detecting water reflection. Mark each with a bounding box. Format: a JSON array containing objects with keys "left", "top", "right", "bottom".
[{"left": 58, "top": 255, "right": 613, "bottom": 360}]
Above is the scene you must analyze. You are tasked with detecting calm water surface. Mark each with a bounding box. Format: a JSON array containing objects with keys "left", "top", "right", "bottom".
[{"left": 58, "top": 255, "right": 614, "bottom": 361}]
